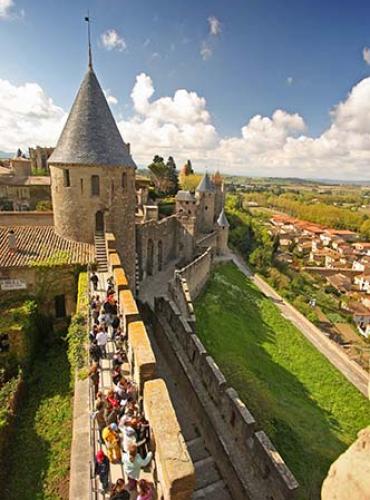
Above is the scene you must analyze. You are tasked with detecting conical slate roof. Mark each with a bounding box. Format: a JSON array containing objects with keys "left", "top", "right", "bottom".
[
  {"left": 49, "top": 67, "right": 136, "bottom": 167},
  {"left": 217, "top": 208, "right": 229, "bottom": 227},
  {"left": 196, "top": 172, "right": 214, "bottom": 192}
]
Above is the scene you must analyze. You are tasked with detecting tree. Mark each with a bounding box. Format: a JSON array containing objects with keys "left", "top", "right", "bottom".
[
  {"left": 166, "top": 156, "right": 179, "bottom": 194},
  {"left": 148, "top": 155, "right": 178, "bottom": 195}
]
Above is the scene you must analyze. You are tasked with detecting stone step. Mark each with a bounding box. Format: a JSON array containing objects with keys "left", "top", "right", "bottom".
[
  {"left": 192, "top": 480, "right": 231, "bottom": 500},
  {"left": 194, "top": 456, "right": 221, "bottom": 491},
  {"left": 186, "top": 437, "right": 210, "bottom": 463}
]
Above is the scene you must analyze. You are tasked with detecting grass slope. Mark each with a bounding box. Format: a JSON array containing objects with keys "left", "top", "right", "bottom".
[
  {"left": 195, "top": 263, "right": 370, "bottom": 500},
  {"left": 5, "top": 341, "right": 72, "bottom": 500}
]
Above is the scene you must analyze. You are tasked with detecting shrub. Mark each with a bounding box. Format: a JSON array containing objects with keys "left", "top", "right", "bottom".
[{"left": 66, "top": 272, "right": 88, "bottom": 381}]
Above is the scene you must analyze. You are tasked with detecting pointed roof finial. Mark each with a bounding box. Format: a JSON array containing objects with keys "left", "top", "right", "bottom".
[{"left": 84, "top": 12, "right": 93, "bottom": 69}]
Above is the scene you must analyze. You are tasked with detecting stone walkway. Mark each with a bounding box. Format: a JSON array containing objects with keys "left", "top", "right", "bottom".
[
  {"left": 90, "top": 272, "right": 153, "bottom": 499},
  {"left": 138, "top": 259, "right": 179, "bottom": 308}
]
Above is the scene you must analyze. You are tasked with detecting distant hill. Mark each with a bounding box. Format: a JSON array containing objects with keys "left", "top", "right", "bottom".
[{"left": 0, "top": 151, "right": 12, "bottom": 159}]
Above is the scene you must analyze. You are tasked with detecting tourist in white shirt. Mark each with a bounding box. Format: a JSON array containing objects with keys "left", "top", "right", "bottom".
[{"left": 96, "top": 327, "right": 108, "bottom": 358}]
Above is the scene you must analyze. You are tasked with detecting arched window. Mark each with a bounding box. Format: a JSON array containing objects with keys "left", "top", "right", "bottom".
[
  {"left": 91, "top": 175, "right": 100, "bottom": 196},
  {"left": 147, "top": 239, "right": 154, "bottom": 276},
  {"left": 63, "top": 169, "right": 70, "bottom": 187},
  {"left": 122, "top": 172, "right": 127, "bottom": 189},
  {"left": 158, "top": 240, "right": 163, "bottom": 271}
]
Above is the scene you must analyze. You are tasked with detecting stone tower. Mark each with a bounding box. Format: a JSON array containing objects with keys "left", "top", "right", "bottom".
[
  {"left": 216, "top": 208, "right": 229, "bottom": 255},
  {"left": 195, "top": 173, "right": 215, "bottom": 234},
  {"left": 48, "top": 63, "right": 137, "bottom": 289},
  {"left": 212, "top": 170, "right": 225, "bottom": 222}
]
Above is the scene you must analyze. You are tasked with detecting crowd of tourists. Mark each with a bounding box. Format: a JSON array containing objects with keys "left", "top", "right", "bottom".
[{"left": 89, "top": 272, "right": 154, "bottom": 499}]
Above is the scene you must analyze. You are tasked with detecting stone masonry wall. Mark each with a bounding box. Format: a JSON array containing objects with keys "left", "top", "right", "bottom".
[
  {"left": 0, "top": 211, "right": 53, "bottom": 226},
  {"left": 176, "top": 246, "right": 212, "bottom": 300},
  {"left": 154, "top": 296, "right": 299, "bottom": 500},
  {"left": 136, "top": 214, "right": 177, "bottom": 281},
  {"left": 50, "top": 164, "right": 136, "bottom": 289},
  {"left": 106, "top": 233, "right": 195, "bottom": 497}
]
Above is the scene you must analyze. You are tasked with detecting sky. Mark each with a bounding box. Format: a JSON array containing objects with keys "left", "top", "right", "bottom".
[{"left": 2, "top": 0, "right": 370, "bottom": 179}]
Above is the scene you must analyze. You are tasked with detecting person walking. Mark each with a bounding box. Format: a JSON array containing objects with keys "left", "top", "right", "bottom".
[
  {"left": 90, "top": 272, "right": 99, "bottom": 291},
  {"left": 109, "top": 478, "right": 130, "bottom": 500},
  {"left": 93, "top": 400, "right": 107, "bottom": 442},
  {"left": 89, "top": 363, "right": 100, "bottom": 397},
  {"left": 122, "top": 443, "right": 153, "bottom": 491},
  {"left": 137, "top": 479, "right": 154, "bottom": 500},
  {"left": 102, "top": 423, "right": 122, "bottom": 463},
  {"left": 94, "top": 449, "right": 110, "bottom": 493},
  {"left": 96, "top": 327, "right": 108, "bottom": 359}
]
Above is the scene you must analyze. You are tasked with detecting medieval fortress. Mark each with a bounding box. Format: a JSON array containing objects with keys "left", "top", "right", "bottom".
[
  {"left": 49, "top": 63, "right": 229, "bottom": 290},
  {"left": 0, "top": 53, "right": 362, "bottom": 500}
]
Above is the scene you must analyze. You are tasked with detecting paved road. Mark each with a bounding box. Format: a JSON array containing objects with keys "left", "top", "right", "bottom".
[{"left": 229, "top": 252, "right": 369, "bottom": 398}]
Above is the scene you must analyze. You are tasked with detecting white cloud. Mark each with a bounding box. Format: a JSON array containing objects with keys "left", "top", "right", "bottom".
[
  {"left": 0, "top": 0, "right": 22, "bottom": 19},
  {"left": 101, "top": 29, "right": 126, "bottom": 52},
  {"left": 0, "top": 0, "right": 13, "bottom": 18},
  {"left": 117, "top": 73, "right": 218, "bottom": 163},
  {"left": 363, "top": 47, "right": 370, "bottom": 65},
  {"left": 0, "top": 78, "right": 66, "bottom": 152},
  {"left": 103, "top": 89, "right": 118, "bottom": 105},
  {"left": 200, "top": 42, "right": 212, "bottom": 61},
  {"left": 287, "top": 76, "right": 293, "bottom": 85},
  {"left": 208, "top": 15, "right": 221, "bottom": 36},
  {"left": 4, "top": 71, "right": 370, "bottom": 179}
]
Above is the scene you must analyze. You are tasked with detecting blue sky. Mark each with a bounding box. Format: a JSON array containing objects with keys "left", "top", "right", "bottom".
[{"left": 2, "top": 0, "right": 370, "bottom": 179}]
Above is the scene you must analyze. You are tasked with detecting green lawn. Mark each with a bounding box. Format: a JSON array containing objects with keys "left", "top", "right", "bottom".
[
  {"left": 195, "top": 263, "right": 370, "bottom": 500},
  {"left": 5, "top": 340, "right": 72, "bottom": 500}
]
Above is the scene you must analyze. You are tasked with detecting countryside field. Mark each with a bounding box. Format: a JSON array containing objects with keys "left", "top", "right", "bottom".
[{"left": 195, "top": 262, "right": 370, "bottom": 499}]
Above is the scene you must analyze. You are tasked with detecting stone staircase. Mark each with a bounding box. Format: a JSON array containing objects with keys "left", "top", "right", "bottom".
[
  {"left": 94, "top": 232, "right": 108, "bottom": 272},
  {"left": 186, "top": 432, "right": 232, "bottom": 499}
]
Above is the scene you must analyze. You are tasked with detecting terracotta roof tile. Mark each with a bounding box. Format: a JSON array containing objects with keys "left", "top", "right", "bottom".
[{"left": 0, "top": 225, "right": 95, "bottom": 268}]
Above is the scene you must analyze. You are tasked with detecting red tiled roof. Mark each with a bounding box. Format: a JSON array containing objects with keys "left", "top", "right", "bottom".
[{"left": 0, "top": 225, "right": 95, "bottom": 268}]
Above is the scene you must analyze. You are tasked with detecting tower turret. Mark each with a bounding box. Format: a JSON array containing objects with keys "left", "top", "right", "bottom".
[
  {"left": 216, "top": 208, "right": 229, "bottom": 255},
  {"left": 48, "top": 63, "right": 137, "bottom": 289},
  {"left": 195, "top": 172, "right": 215, "bottom": 233}
]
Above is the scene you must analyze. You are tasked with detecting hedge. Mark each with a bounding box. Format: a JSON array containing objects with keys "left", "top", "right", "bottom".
[{"left": 66, "top": 272, "right": 89, "bottom": 380}]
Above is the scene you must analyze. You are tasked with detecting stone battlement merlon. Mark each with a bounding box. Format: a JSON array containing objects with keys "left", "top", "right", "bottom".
[{"left": 154, "top": 294, "right": 300, "bottom": 499}]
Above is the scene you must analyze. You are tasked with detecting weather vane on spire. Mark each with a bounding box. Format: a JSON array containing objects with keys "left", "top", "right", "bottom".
[{"left": 84, "top": 12, "right": 92, "bottom": 68}]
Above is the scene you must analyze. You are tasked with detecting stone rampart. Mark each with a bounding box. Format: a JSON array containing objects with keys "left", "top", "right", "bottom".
[
  {"left": 144, "top": 379, "right": 195, "bottom": 500},
  {"left": 113, "top": 268, "right": 129, "bottom": 292},
  {"left": 109, "top": 251, "right": 121, "bottom": 270},
  {"left": 0, "top": 211, "right": 53, "bottom": 226},
  {"left": 128, "top": 321, "right": 156, "bottom": 393},
  {"left": 154, "top": 295, "right": 299, "bottom": 500},
  {"left": 196, "top": 231, "right": 218, "bottom": 249},
  {"left": 176, "top": 246, "right": 212, "bottom": 300},
  {"left": 168, "top": 274, "right": 196, "bottom": 327},
  {"left": 104, "top": 235, "right": 195, "bottom": 499}
]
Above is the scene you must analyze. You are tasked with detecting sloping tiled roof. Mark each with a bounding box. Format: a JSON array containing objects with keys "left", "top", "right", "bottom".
[
  {"left": 49, "top": 67, "right": 136, "bottom": 168},
  {"left": 0, "top": 226, "right": 95, "bottom": 268},
  {"left": 196, "top": 173, "right": 214, "bottom": 192}
]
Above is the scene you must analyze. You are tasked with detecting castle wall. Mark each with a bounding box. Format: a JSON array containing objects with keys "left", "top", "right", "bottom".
[
  {"left": 152, "top": 296, "right": 300, "bottom": 500},
  {"left": 102, "top": 236, "right": 195, "bottom": 497},
  {"left": 176, "top": 246, "right": 212, "bottom": 300},
  {"left": 136, "top": 215, "right": 177, "bottom": 280},
  {"left": 50, "top": 164, "right": 136, "bottom": 288},
  {"left": 196, "top": 231, "right": 218, "bottom": 250},
  {"left": 0, "top": 211, "right": 53, "bottom": 226}
]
